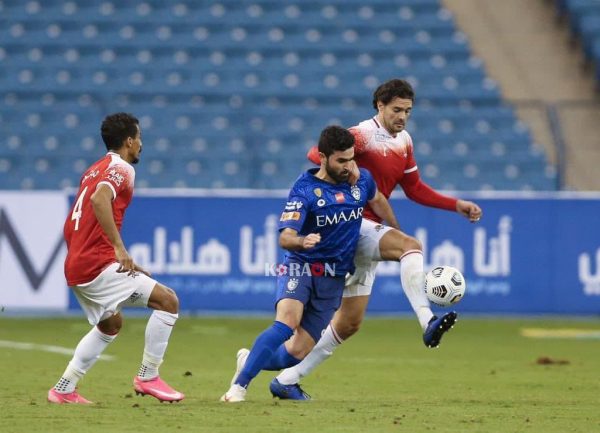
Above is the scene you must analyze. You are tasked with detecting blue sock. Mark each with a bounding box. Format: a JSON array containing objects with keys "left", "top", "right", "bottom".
[
  {"left": 262, "top": 344, "right": 302, "bottom": 371},
  {"left": 235, "top": 321, "right": 294, "bottom": 388}
]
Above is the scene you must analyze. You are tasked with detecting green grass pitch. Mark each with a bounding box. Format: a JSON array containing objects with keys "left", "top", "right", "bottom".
[{"left": 1, "top": 316, "right": 599, "bottom": 433}]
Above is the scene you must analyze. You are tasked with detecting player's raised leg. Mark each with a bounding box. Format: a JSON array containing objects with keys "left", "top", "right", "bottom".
[
  {"left": 380, "top": 229, "right": 457, "bottom": 347},
  {"left": 133, "top": 283, "right": 184, "bottom": 403},
  {"left": 48, "top": 313, "right": 122, "bottom": 404}
]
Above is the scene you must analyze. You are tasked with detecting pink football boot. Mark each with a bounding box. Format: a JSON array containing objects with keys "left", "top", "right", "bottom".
[
  {"left": 133, "top": 376, "right": 184, "bottom": 403},
  {"left": 47, "top": 388, "right": 93, "bottom": 405}
]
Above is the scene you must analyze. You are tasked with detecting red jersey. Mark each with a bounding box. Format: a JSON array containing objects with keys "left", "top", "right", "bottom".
[
  {"left": 63, "top": 152, "right": 135, "bottom": 286},
  {"left": 308, "top": 116, "right": 457, "bottom": 223}
]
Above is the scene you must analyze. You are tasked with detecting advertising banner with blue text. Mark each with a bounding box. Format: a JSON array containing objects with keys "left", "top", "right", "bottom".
[
  {"left": 57, "top": 191, "right": 600, "bottom": 315},
  {"left": 2, "top": 191, "right": 598, "bottom": 314}
]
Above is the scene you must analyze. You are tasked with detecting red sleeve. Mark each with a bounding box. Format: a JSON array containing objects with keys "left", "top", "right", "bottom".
[
  {"left": 307, "top": 146, "right": 320, "bottom": 165},
  {"left": 398, "top": 170, "right": 458, "bottom": 211},
  {"left": 349, "top": 127, "right": 367, "bottom": 155},
  {"left": 307, "top": 127, "right": 367, "bottom": 164}
]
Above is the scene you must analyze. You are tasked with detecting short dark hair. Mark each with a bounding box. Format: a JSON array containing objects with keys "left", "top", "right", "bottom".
[
  {"left": 100, "top": 112, "right": 140, "bottom": 151},
  {"left": 318, "top": 125, "right": 355, "bottom": 157},
  {"left": 372, "top": 79, "right": 415, "bottom": 110}
]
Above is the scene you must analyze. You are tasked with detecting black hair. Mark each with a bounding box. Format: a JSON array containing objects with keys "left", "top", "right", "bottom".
[
  {"left": 372, "top": 79, "right": 415, "bottom": 110},
  {"left": 100, "top": 112, "right": 140, "bottom": 151},
  {"left": 318, "top": 125, "right": 355, "bottom": 157}
]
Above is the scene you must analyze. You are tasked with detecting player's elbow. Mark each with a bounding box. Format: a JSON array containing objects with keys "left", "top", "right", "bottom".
[
  {"left": 279, "top": 233, "right": 291, "bottom": 250},
  {"left": 279, "top": 233, "right": 302, "bottom": 251}
]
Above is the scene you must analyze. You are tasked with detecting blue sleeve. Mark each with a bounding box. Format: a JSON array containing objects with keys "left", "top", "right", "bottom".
[
  {"left": 278, "top": 188, "right": 310, "bottom": 233},
  {"left": 360, "top": 168, "right": 377, "bottom": 201}
]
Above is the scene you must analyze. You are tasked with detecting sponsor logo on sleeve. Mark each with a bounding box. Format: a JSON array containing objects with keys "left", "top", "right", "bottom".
[
  {"left": 280, "top": 211, "right": 301, "bottom": 222},
  {"left": 106, "top": 168, "right": 125, "bottom": 187},
  {"left": 284, "top": 201, "right": 304, "bottom": 211}
]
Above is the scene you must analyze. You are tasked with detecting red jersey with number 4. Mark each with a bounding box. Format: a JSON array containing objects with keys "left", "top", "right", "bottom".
[
  {"left": 307, "top": 117, "right": 457, "bottom": 223},
  {"left": 63, "top": 152, "right": 135, "bottom": 286}
]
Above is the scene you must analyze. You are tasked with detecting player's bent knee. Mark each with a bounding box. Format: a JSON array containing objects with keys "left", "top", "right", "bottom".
[
  {"left": 333, "top": 313, "right": 363, "bottom": 339},
  {"left": 380, "top": 230, "right": 423, "bottom": 260},
  {"left": 149, "top": 284, "right": 179, "bottom": 314},
  {"left": 337, "top": 320, "right": 362, "bottom": 339},
  {"left": 97, "top": 314, "right": 122, "bottom": 335},
  {"left": 277, "top": 313, "right": 301, "bottom": 330},
  {"left": 404, "top": 236, "right": 422, "bottom": 253},
  {"left": 161, "top": 288, "right": 179, "bottom": 314}
]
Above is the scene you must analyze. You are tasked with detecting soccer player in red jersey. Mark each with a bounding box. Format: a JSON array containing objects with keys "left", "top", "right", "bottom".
[
  {"left": 48, "top": 113, "right": 184, "bottom": 404},
  {"left": 271, "top": 79, "right": 483, "bottom": 398}
]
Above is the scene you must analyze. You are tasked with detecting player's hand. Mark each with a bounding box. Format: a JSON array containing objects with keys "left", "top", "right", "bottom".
[
  {"left": 302, "top": 233, "right": 321, "bottom": 249},
  {"left": 133, "top": 263, "right": 152, "bottom": 277},
  {"left": 347, "top": 161, "right": 360, "bottom": 186},
  {"left": 115, "top": 245, "right": 135, "bottom": 273},
  {"left": 456, "top": 199, "right": 482, "bottom": 223}
]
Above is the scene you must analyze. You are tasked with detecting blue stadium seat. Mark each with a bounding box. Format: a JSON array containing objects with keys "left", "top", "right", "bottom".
[{"left": 0, "top": 0, "right": 555, "bottom": 191}]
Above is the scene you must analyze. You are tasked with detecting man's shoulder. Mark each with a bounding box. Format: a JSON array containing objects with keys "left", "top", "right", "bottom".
[
  {"left": 107, "top": 154, "right": 134, "bottom": 175},
  {"left": 289, "top": 172, "right": 313, "bottom": 196},
  {"left": 396, "top": 130, "right": 413, "bottom": 145},
  {"left": 357, "top": 167, "right": 373, "bottom": 178},
  {"left": 351, "top": 118, "right": 377, "bottom": 134},
  {"left": 356, "top": 168, "right": 375, "bottom": 188}
]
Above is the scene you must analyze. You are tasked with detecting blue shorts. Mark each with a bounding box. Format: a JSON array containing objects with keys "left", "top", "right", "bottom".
[{"left": 275, "top": 274, "right": 345, "bottom": 343}]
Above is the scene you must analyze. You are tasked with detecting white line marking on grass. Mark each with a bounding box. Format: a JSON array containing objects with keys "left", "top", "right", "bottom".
[
  {"left": 521, "top": 328, "right": 600, "bottom": 339},
  {"left": 0, "top": 340, "right": 115, "bottom": 360}
]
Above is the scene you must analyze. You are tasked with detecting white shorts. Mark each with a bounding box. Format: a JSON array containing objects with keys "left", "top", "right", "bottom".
[
  {"left": 71, "top": 262, "right": 157, "bottom": 325},
  {"left": 344, "top": 219, "right": 394, "bottom": 298}
]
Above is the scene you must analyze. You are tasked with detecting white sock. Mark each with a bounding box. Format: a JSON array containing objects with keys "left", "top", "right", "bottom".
[
  {"left": 400, "top": 250, "right": 434, "bottom": 330},
  {"left": 54, "top": 326, "right": 117, "bottom": 394},
  {"left": 138, "top": 310, "right": 178, "bottom": 381},
  {"left": 276, "top": 324, "right": 343, "bottom": 385}
]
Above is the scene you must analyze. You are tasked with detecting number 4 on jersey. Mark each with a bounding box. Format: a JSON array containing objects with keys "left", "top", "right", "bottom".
[{"left": 71, "top": 186, "right": 88, "bottom": 231}]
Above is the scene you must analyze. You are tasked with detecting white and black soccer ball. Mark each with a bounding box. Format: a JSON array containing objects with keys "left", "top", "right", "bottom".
[{"left": 425, "top": 266, "right": 466, "bottom": 307}]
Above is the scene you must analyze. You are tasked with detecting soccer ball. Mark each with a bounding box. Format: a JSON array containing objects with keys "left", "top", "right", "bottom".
[{"left": 425, "top": 266, "right": 466, "bottom": 307}]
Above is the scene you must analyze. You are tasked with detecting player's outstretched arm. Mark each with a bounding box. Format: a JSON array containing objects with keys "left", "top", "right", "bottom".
[
  {"left": 90, "top": 184, "right": 135, "bottom": 272},
  {"left": 367, "top": 190, "right": 400, "bottom": 230},
  {"left": 279, "top": 228, "right": 321, "bottom": 251}
]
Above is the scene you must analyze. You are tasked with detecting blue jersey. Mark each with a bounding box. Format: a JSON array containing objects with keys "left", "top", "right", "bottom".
[{"left": 278, "top": 168, "right": 377, "bottom": 276}]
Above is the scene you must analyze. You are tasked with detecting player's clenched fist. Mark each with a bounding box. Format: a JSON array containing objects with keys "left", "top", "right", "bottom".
[
  {"left": 302, "top": 233, "right": 321, "bottom": 249},
  {"left": 456, "top": 199, "right": 482, "bottom": 223}
]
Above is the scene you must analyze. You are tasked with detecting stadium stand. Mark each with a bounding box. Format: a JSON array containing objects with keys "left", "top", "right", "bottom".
[
  {"left": 556, "top": 0, "right": 600, "bottom": 82},
  {"left": 0, "top": 0, "right": 557, "bottom": 190}
]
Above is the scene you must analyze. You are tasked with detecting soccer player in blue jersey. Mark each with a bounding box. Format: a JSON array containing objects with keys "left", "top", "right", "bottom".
[{"left": 220, "top": 125, "right": 398, "bottom": 402}]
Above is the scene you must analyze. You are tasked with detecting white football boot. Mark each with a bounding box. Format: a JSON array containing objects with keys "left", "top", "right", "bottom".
[{"left": 220, "top": 384, "right": 247, "bottom": 403}]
